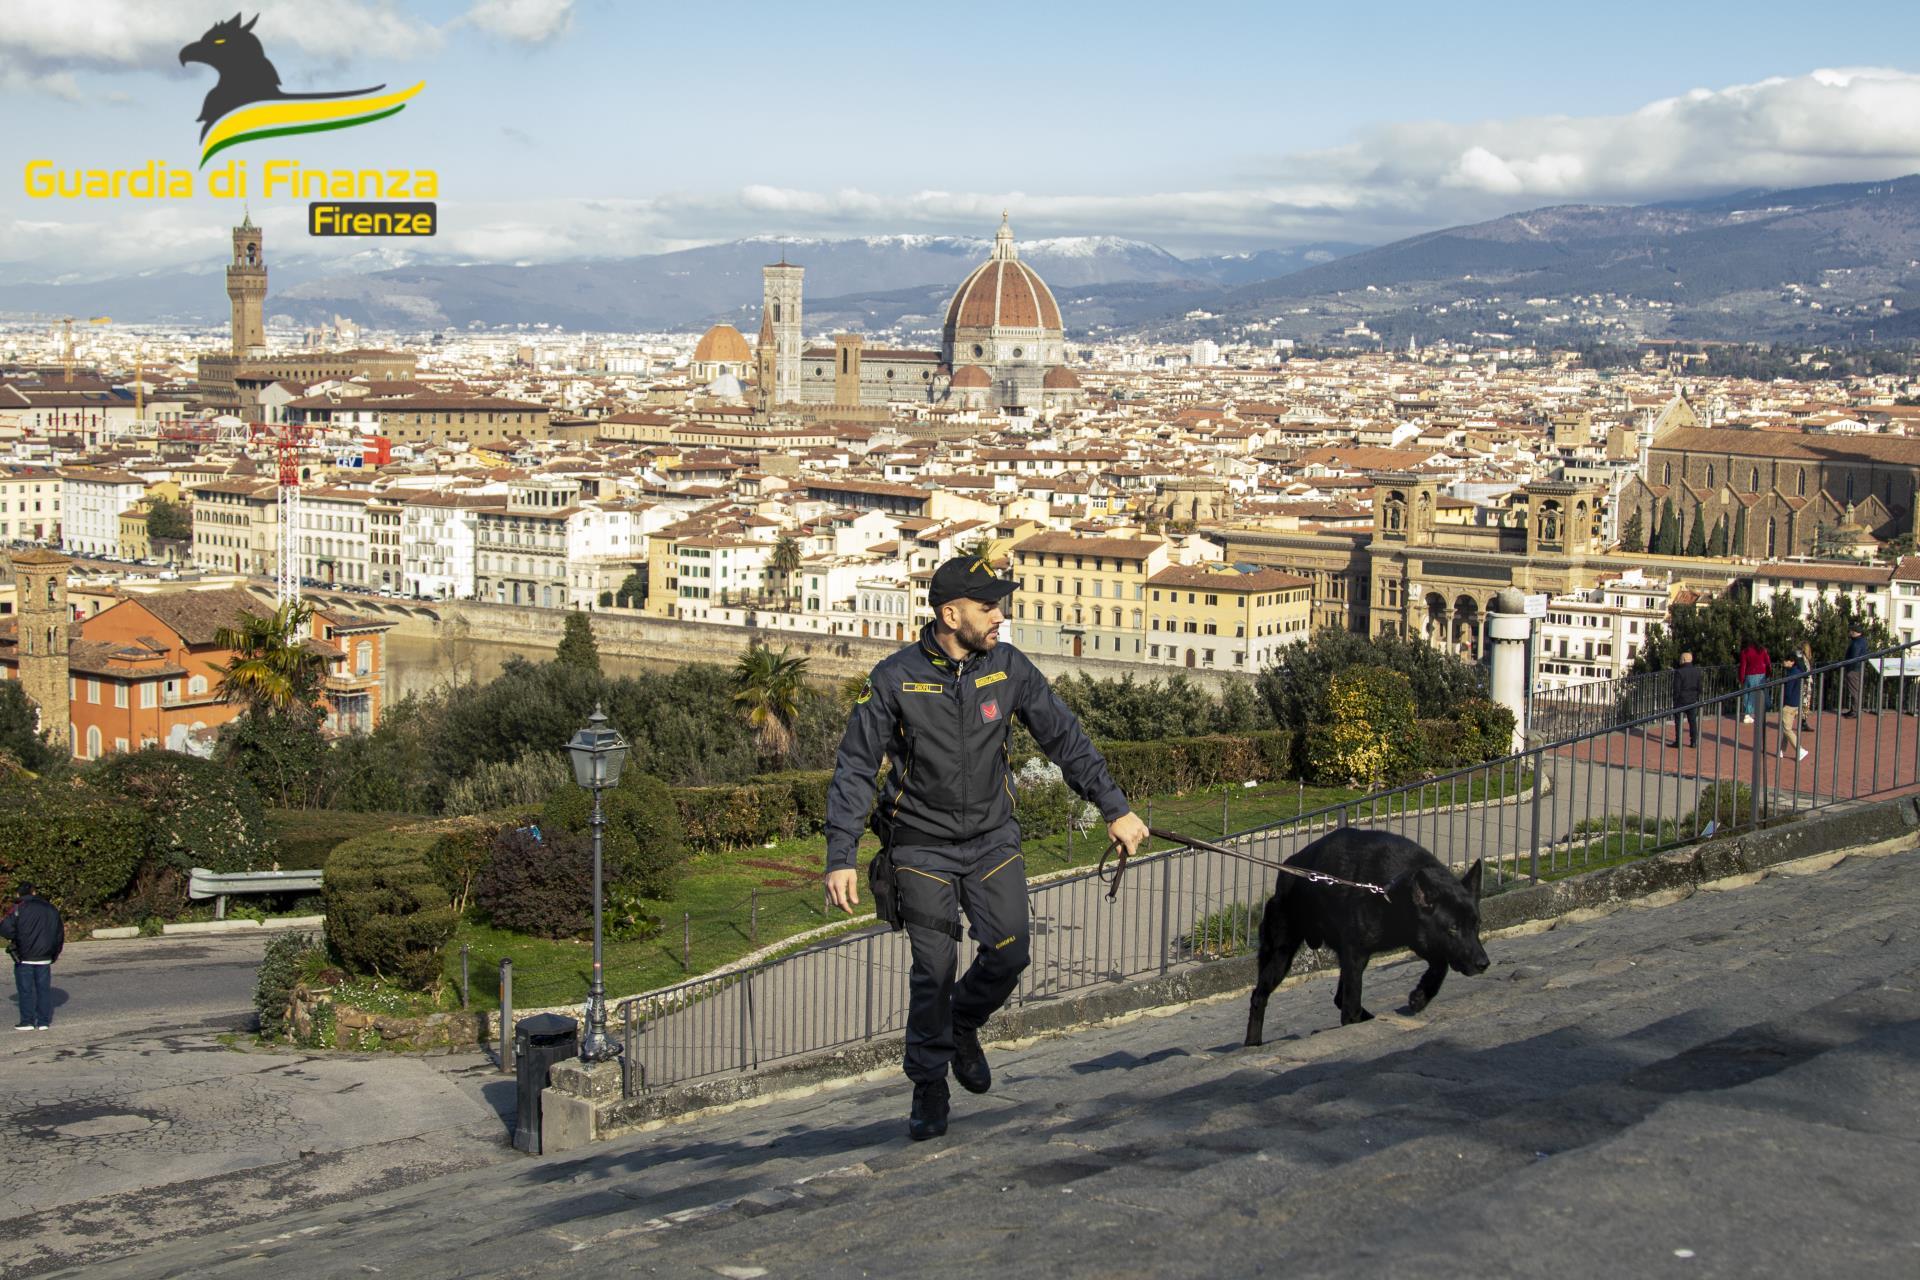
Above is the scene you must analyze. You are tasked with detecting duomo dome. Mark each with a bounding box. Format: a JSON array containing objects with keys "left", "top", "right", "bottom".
[{"left": 940, "top": 214, "right": 1071, "bottom": 413}]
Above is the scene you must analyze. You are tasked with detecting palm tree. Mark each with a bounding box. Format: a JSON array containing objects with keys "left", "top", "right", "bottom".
[
  {"left": 213, "top": 601, "right": 327, "bottom": 713},
  {"left": 733, "top": 644, "right": 809, "bottom": 761},
  {"left": 770, "top": 534, "right": 802, "bottom": 609},
  {"left": 956, "top": 533, "right": 996, "bottom": 566}
]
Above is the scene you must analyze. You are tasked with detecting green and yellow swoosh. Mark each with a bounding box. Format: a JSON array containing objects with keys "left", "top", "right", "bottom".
[{"left": 200, "top": 82, "right": 425, "bottom": 168}]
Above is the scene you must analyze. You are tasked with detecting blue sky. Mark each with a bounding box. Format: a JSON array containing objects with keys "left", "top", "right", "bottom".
[{"left": 5, "top": 0, "right": 1920, "bottom": 275}]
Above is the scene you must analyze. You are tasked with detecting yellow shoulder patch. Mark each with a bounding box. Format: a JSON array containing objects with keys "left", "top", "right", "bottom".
[
  {"left": 853, "top": 677, "right": 873, "bottom": 705},
  {"left": 901, "top": 681, "right": 944, "bottom": 694},
  {"left": 974, "top": 670, "right": 1008, "bottom": 688}
]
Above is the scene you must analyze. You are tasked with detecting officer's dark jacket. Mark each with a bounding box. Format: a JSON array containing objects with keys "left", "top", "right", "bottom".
[{"left": 825, "top": 623, "right": 1129, "bottom": 871}]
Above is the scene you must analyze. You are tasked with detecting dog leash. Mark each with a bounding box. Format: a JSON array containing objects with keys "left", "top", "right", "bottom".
[{"left": 1100, "top": 826, "right": 1401, "bottom": 901}]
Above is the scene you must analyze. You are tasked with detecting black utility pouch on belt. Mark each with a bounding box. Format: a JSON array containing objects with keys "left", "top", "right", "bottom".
[{"left": 869, "top": 847, "right": 903, "bottom": 931}]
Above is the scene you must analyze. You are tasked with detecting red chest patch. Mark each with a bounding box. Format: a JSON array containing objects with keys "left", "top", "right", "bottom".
[{"left": 980, "top": 698, "right": 1000, "bottom": 723}]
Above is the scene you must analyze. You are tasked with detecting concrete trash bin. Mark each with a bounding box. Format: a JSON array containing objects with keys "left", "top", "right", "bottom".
[{"left": 513, "top": 1012, "right": 579, "bottom": 1154}]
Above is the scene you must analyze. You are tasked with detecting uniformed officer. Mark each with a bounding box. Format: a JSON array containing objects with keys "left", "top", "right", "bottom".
[{"left": 825, "top": 552, "right": 1149, "bottom": 1140}]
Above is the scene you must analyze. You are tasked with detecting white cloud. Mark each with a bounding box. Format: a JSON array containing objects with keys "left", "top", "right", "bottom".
[
  {"left": 1290, "top": 67, "right": 1920, "bottom": 213},
  {"left": 0, "top": 2, "right": 445, "bottom": 77},
  {"left": 8, "top": 65, "right": 1920, "bottom": 273},
  {"left": 0, "top": 0, "right": 572, "bottom": 92},
  {"left": 459, "top": 0, "right": 575, "bottom": 44}
]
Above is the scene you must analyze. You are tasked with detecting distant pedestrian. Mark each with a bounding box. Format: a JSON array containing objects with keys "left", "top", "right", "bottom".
[
  {"left": 1842, "top": 626, "right": 1871, "bottom": 717},
  {"left": 0, "top": 882, "right": 63, "bottom": 1031},
  {"left": 1738, "top": 638, "right": 1770, "bottom": 724},
  {"left": 1776, "top": 652, "right": 1810, "bottom": 762},
  {"left": 1670, "top": 651, "right": 1704, "bottom": 748}
]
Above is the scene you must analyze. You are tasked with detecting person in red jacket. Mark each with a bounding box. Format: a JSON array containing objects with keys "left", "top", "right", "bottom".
[{"left": 1738, "top": 638, "right": 1771, "bottom": 725}]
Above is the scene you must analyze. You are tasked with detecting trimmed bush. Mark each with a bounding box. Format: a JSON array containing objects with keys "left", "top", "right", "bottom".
[
  {"left": 1416, "top": 718, "right": 1468, "bottom": 771},
  {"left": 473, "top": 826, "right": 594, "bottom": 938},
  {"left": 86, "top": 748, "right": 273, "bottom": 875},
  {"left": 1094, "top": 729, "right": 1294, "bottom": 797},
  {"left": 540, "top": 770, "right": 686, "bottom": 899},
  {"left": 665, "top": 770, "right": 834, "bottom": 852},
  {"left": 774, "top": 770, "right": 832, "bottom": 833},
  {"left": 1304, "top": 668, "right": 1419, "bottom": 789},
  {"left": 255, "top": 930, "right": 323, "bottom": 1040},
  {"left": 266, "top": 809, "right": 428, "bottom": 871},
  {"left": 674, "top": 781, "right": 800, "bottom": 850},
  {"left": 422, "top": 817, "right": 496, "bottom": 914},
  {"left": 322, "top": 831, "right": 457, "bottom": 990},
  {"left": 1453, "top": 697, "right": 1517, "bottom": 763},
  {"left": 0, "top": 772, "right": 145, "bottom": 918}
]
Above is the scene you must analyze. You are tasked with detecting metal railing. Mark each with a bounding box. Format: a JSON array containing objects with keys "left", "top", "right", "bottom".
[
  {"left": 1529, "top": 662, "right": 1739, "bottom": 743},
  {"left": 607, "top": 641, "right": 1920, "bottom": 1099}
]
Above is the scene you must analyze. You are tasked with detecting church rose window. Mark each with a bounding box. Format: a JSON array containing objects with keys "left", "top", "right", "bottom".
[{"left": 972, "top": 344, "right": 984, "bottom": 358}]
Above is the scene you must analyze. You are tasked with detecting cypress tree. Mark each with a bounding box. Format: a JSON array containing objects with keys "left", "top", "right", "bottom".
[
  {"left": 1621, "top": 508, "right": 1645, "bottom": 554},
  {"left": 1656, "top": 496, "right": 1679, "bottom": 555},
  {"left": 1731, "top": 504, "right": 1748, "bottom": 558},
  {"left": 1686, "top": 501, "right": 1710, "bottom": 557},
  {"left": 1708, "top": 515, "right": 1728, "bottom": 558}
]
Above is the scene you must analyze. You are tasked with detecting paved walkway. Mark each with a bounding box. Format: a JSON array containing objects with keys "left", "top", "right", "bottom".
[
  {"left": 1551, "top": 703, "right": 1920, "bottom": 806},
  {"left": 55, "top": 839, "right": 1920, "bottom": 1279},
  {"left": 0, "top": 937, "right": 514, "bottom": 1277}
]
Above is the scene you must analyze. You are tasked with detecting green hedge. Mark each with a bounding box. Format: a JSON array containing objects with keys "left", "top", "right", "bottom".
[
  {"left": 540, "top": 770, "right": 686, "bottom": 899},
  {"left": 322, "top": 831, "right": 458, "bottom": 991},
  {"left": 671, "top": 770, "right": 832, "bottom": 852},
  {"left": 0, "top": 770, "right": 146, "bottom": 918},
  {"left": 86, "top": 749, "right": 274, "bottom": 875},
  {"left": 265, "top": 809, "right": 431, "bottom": 871},
  {"left": 1095, "top": 730, "right": 1295, "bottom": 797}
]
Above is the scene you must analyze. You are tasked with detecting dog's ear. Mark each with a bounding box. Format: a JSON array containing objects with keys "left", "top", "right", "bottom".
[
  {"left": 1460, "top": 858, "right": 1483, "bottom": 904},
  {"left": 1411, "top": 873, "right": 1432, "bottom": 912}
]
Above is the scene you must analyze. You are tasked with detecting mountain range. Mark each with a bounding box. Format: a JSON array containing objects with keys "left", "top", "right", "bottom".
[
  {"left": 1187, "top": 175, "right": 1920, "bottom": 345},
  {"left": 4, "top": 174, "right": 1918, "bottom": 343}
]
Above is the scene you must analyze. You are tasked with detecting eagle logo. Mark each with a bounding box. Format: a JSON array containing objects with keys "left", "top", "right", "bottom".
[{"left": 179, "top": 13, "right": 424, "bottom": 167}]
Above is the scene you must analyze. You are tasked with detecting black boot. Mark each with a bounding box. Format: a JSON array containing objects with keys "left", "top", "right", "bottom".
[
  {"left": 952, "top": 1024, "right": 991, "bottom": 1095},
  {"left": 908, "top": 1079, "right": 949, "bottom": 1141}
]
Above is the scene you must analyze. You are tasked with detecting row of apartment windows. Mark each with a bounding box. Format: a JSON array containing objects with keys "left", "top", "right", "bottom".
[
  {"left": 68, "top": 675, "right": 206, "bottom": 706},
  {"left": 1024, "top": 577, "right": 1145, "bottom": 600},
  {"left": 1020, "top": 554, "right": 1148, "bottom": 573}
]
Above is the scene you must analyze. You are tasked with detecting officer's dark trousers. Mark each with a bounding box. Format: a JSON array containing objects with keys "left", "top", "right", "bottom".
[{"left": 893, "top": 823, "right": 1030, "bottom": 1085}]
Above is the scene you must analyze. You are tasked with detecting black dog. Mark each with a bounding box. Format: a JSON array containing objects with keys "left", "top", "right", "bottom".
[{"left": 1244, "top": 829, "right": 1489, "bottom": 1046}]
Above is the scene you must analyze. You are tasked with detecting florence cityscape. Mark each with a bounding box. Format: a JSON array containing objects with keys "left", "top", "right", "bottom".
[{"left": 3, "top": 2, "right": 1920, "bottom": 1276}]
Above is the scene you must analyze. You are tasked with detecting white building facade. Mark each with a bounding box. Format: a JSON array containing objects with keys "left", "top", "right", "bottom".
[
  {"left": 1534, "top": 569, "right": 1674, "bottom": 690},
  {"left": 61, "top": 470, "right": 147, "bottom": 556}
]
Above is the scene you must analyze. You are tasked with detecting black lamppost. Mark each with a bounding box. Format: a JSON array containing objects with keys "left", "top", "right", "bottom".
[{"left": 565, "top": 704, "right": 628, "bottom": 1062}]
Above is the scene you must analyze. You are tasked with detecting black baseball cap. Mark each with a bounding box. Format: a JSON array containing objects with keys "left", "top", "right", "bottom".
[{"left": 929, "top": 553, "right": 1019, "bottom": 609}]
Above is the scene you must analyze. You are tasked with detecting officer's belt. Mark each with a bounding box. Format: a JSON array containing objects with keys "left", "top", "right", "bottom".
[{"left": 888, "top": 822, "right": 985, "bottom": 849}]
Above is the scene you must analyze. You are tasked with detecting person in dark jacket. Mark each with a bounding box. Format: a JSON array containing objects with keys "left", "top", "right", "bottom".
[
  {"left": 1842, "top": 626, "right": 1871, "bottom": 717},
  {"left": 1775, "top": 650, "right": 1810, "bottom": 761},
  {"left": 1, "top": 882, "right": 64, "bottom": 1031},
  {"left": 825, "top": 552, "right": 1148, "bottom": 1140},
  {"left": 1669, "top": 651, "right": 1705, "bottom": 747}
]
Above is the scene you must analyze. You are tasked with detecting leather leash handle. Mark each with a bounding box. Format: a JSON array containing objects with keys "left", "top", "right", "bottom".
[{"left": 1098, "top": 837, "right": 1129, "bottom": 902}]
